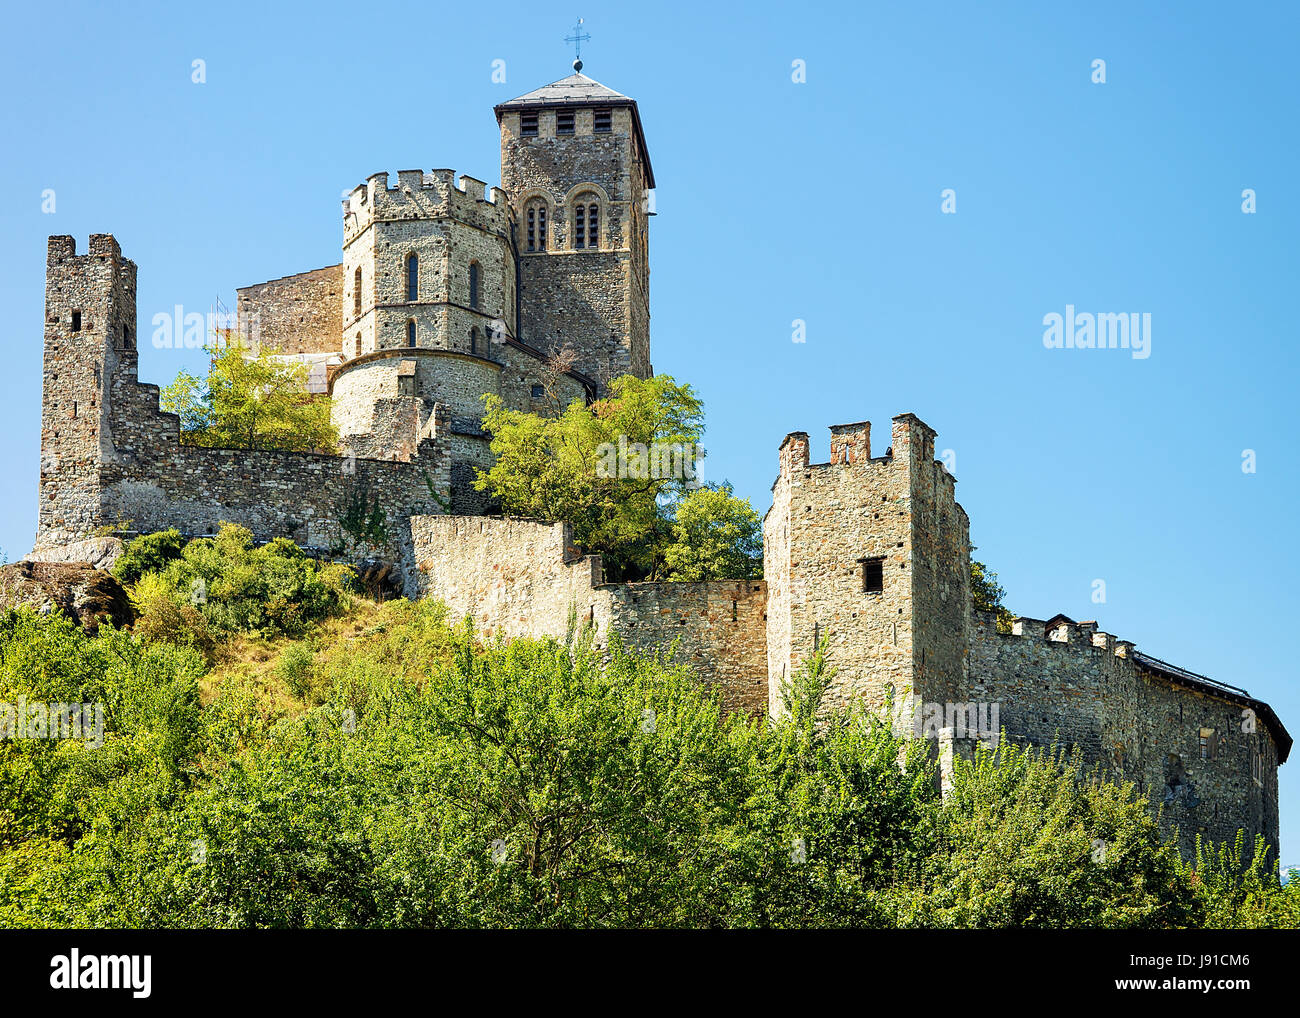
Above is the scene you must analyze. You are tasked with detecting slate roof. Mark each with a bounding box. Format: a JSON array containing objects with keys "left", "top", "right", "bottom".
[
  {"left": 495, "top": 73, "right": 633, "bottom": 108},
  {"left": 494, "top": 73, "right": 655, "bottom": 188}
]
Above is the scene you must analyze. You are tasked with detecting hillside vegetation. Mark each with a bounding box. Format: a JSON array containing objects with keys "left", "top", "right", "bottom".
[{"left": 0, "top": 529, "right": 1296, "bottom": 928}]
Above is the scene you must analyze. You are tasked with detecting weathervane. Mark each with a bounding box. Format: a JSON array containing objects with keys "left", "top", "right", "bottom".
[{"left": 565, "top": 17, "right": 591, "bottom": 72}]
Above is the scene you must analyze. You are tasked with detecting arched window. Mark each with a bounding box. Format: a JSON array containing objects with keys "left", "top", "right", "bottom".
[
  {"left": 470, "top": 327, "right": 479, "bottom": 355},
  {"left": 573, "top": 193, "right": 599, "bottom": 250},
  {"left": 354, "top": 334, "right": 361, "bottom": 358},
  {"left": 406, "top": 320, "right": 416, "bottom": 348},
  {"left": 406, "top": 253, "right": 418, "bottom": 301},
  {"left": 468, "top": 262, "right": 480, "bottom": 310},
  {"left": 525, "top": 200, "right": 548, "bottom": 252},
  {"left": 353, "top": 267, "right": 362, "bottom": 318}
]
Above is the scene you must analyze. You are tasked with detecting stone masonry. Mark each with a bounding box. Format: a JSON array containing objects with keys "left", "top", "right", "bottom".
[
  {"left": 31, "top": 69, "right": 1288, "bottom": 864},
  {"left": 409, "top": 515, "right": 768, "bottom": 714},
  {"left": 37, "top": 72, "right": 650, "bottom": 549},
  {"left": 409, "top": 413, "right": 1290, "bottom": 862}
]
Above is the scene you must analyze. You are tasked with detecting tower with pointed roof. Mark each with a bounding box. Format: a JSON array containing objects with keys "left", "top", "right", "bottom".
[{"left": 495, "top": 69, "right": 654, "bottom": 387}]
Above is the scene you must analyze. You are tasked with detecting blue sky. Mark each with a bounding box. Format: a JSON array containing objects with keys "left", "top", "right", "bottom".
[{"left": 1, "top": 0, "right": 1297, "bottom": 858}]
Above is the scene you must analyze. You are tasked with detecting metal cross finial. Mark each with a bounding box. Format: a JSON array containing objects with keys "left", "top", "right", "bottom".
[{"left": 565, "top": 17, "right": 591, "bottom": 72}]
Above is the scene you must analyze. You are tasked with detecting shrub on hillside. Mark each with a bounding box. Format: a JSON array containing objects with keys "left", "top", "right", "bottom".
[
  {"left": 1, "top": 603, "right": 1293, "bottom": 929},
  {"left": 129, "top": 572, "right": 216, "bottom": 660},
  {"left": 112, "top": 529, "right": 186, "bottom": 585},
  {"left": 277, "top": 642, "right": 317, "bottom": 700},
  {"left": 119, "top": 524, "right": 353, "bottom": 640}
]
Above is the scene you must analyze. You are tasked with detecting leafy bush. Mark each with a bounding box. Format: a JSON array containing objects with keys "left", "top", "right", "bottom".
[
  {"left": 129, "top": 571, "right": 216, "bottom": 659},
  {"left": 113, "top": 528, "right": 185, "bottom": 585},
  {"left": 121, "top": 524, "right": 353, "bottom": 640},
  {"left": 277, "top": 643, "right": 316, "bottom": 700},
  {"left": 1177, "top": 833, "right": 1300, "bottom": 928},
  {"left": 1, "top": 600, "right": 1294, "bottom": 929},
  {"left": 883, "top": 740, "right": 1197, "bottom": 928}
]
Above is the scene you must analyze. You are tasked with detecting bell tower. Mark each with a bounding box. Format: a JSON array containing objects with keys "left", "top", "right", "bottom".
[{"left": 495, "top": 64, "right": 654, "bottom": 388}]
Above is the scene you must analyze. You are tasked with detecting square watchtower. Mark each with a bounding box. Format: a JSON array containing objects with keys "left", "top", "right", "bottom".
[
  {"left": 763, "top": 413, "right": 972, "bottom": 717},
  {"left": 495, "top": 71, "right": 654, "bottom": 387}
]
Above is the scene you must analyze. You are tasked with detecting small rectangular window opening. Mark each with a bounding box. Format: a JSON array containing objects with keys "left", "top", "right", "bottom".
[
  {"left": 557, "top": 110, "right": 574, "bottom": 134},
  {"left": 593, "top": 109, "right": 611, "bottom": 132},
  {"left": 860, "top": 556, "right": 884, "bottom": 593},
  {"left": 520, "top": 112, "right": 539, "bottom": 136},
  {"left": 71, "top": 311, "right": 82, "bottom": 331}
]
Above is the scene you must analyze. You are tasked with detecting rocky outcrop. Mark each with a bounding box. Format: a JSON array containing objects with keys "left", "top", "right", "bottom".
[
  {"left": 24, "top": 537, "right": 125, "bottom": 573},
  {"left": 0, "top": 561, "right": 133, "bottom": 633},
  {"left": 354, "top": 558, "right": 404, "bottom": 599}
]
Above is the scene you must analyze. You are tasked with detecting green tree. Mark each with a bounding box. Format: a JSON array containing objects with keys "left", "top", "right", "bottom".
[
  {"left": 885, "top": 740, "right": 1199, "bottom": 928},
  {"left": 1176, "top": 833, "right": 1300, "bottom": 928},
  {"left": 3, "top": 590, "right": 1293, "bottom": 930},
  {"left": 474, "top": 374, "right": 707, "bottom": 580},
  {"left": 160, "top": 341, "right": 338, "bottom": 453},
  {"left": 662, "top": 483, "right": 763, "bottom": 581},
  {"left": 971, "top": 559, "right": 1014, "bottom": 633}
]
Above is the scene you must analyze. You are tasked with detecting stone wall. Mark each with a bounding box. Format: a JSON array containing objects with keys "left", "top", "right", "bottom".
[
  {"left": 38, "top": 237, "right": 451, "bottom": 582},
  {"left": 409, "top": 515, "right": 768, "bottom": 712},
  {"left": 970, "top": 609, "right": 1286, "bottom": 860},
  {"left": 235, "top": 264, "right": 342, "bottom": 355},
  {"left": 499, "top": 105, "right": 652, "bottom": 385},
  {"left": 763, "top": 414, "right": 969, "bottom": 718},
  {"left": 410, "top": 515, "right": 608, "bottom": 636},
  {"left": 894, "top": 415, "right": 971, "bottom": 705},
  {"left": 609, "top": 580, "right": 769, "bottom": 714},
  {"left": 331, "top": 349, "right": 502, "bottom": 436}
]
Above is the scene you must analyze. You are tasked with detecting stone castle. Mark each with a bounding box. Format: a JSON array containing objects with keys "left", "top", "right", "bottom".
[{"left": 31, "top": 70, "right": 1288, "bottom": 861}]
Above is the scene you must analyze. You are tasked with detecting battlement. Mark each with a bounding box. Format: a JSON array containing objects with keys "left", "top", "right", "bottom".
[
  {"left": 342, "top": 168, "right": 512, "bottom": 243},
  {"left": 47, "top": 234, "right": 129, "bottom": 265},
  {"left": 890, "top": 412, "right": 936, "bottom": 466},
  {"left": 775, "top": 413, "right": 946, "bottom": 481},
  {"left": 43, "top": 234, "right": 137, "bottom": 350},
  {"left": 829, "top": 421, "right": 870, "bottom": 464},
  {"left": 1000, "top": 612, "right": 1134, "bottom": 657}
]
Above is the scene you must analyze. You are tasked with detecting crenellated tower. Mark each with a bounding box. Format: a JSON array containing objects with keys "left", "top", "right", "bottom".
[
  {"left": 339, "top": 169, "right": 516, "bottom": 362},
  {"left": 495, "top": 70, "right": 654, "bottom": 387},
  {"left": 763, "top": 413, "right": 972, "bottom": 718},
  {"left": 39, "top": 235, "right": 138, "bottom": 545},
  {"left": 332, "top": 169, "right": 593, "bottom": 512}
]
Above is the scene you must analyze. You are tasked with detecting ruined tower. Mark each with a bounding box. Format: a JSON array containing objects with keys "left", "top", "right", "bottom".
[
  {"left": 763, "top": 413, "right": 972, "bottom": 718},
  {"left": 495, "top": 72, "right": 654, "bottom": 387},
  {"left": 39, "top": 235, "right": 139, "bottom": 546}
]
